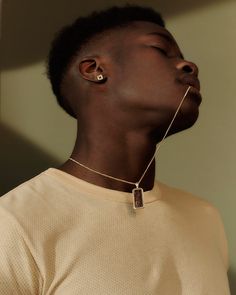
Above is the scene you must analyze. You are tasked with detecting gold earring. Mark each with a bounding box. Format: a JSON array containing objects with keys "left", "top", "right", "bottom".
[{"left": 97, "top": 74, "right": 104, "bottom": 81}]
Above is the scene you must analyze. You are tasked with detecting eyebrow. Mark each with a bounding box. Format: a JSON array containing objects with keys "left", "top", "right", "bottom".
[{"left": 146, "top": 32, "right": 185, "bottom": 59}]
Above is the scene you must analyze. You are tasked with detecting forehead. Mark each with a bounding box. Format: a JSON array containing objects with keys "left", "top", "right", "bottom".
[
  {"left": 123, "top": 21, "right": 174, "bottom": 39},
  {"left": 82, "top": 21, "right": 179, "bottom": 56},
  {"left": 119, "top": 21, "right": 179, "bottom": 48}
]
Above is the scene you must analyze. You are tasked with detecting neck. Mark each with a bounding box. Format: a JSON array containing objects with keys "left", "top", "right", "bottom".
[
  {"left": 59, "top": 87, "right": 192, "bottom": 191},
  {"left": 59, "top": 125, "right": 158, "bottom": 192}
]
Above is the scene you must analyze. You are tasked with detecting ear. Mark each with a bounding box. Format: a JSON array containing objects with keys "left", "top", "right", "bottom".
[{"left": 78, "top": 57, "right": 106, "bottom": 83}]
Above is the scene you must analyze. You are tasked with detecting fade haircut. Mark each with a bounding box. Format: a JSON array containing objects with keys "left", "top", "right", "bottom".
[{"left": 47, "top": 5, "right": 165, "bottom": 117}]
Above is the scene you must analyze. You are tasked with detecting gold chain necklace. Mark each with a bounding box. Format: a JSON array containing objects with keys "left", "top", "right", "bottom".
[{"left": 69, "top": 86, "right": 191, "bottom": 210}]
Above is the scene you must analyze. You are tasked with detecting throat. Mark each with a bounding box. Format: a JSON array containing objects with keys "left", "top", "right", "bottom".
[
  {"left": 59, "top": 125, "right": 158, "bottom": 193},
  {"left": 59, "top": 155, "right": 156, "bottom": 193}
]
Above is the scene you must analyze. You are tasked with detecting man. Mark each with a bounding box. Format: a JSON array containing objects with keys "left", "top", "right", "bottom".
[{"left": 0, "top": 5, "right": 230, "bottom": 294}]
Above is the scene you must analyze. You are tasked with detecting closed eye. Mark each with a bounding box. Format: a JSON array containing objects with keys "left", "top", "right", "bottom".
[
  {"left": 151, "top": 46, "right": 168, "bottom": 56},
  {"left": 151, "top": 46, "right": 184, "bottom": 59}
]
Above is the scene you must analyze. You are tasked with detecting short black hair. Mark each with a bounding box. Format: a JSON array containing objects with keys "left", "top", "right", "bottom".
[{"left": 47, "top": 5, "right": 165, "bottom": 117}]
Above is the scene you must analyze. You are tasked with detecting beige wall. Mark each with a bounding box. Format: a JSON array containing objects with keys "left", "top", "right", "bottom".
[{"left": 1, "top": 0, "right": 235, "bottom": 291}]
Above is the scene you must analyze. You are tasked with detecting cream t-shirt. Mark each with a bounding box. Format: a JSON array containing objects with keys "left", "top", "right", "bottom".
[{"left": 0, "top": 168, "right": 231, "bottom": 294}]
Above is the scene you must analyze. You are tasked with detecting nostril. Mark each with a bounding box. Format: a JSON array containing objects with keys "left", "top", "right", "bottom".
[{"left": 182, "top": 65, "right": 193, "bottom": 73}]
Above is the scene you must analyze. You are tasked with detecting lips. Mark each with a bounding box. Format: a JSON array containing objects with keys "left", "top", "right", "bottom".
[{"left": 179, "top": 75, "right": 201, "bottom": 91}]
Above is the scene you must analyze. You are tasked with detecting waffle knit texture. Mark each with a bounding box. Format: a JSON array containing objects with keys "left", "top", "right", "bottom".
[{"left": 0, "top": 168, "right": 231, "bottom": 294}]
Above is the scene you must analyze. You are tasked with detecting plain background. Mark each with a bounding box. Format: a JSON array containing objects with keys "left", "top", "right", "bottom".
[{"left": 1, "top": 0, "right": 235, "bottom": 292}]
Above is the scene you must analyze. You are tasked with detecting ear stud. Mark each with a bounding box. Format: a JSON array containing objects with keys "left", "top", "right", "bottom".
[{"left": 97, "top": 74, "right": 104, "bottom": 81}]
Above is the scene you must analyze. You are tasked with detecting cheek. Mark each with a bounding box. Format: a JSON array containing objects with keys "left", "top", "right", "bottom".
[
  {"left": 111, "top": 50, "right": 185, "bottom": 113},
  {"left": 115, "top": 64, "right": 178, "bottom": 111}
]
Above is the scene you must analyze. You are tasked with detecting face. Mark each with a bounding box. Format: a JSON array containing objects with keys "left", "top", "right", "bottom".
[{"left": 107, "top": 21, "right": 201, "bottom": 135}]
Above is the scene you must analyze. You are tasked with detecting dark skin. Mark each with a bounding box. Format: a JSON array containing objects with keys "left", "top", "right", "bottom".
[{"left": 59, "top": 21, "right": 201, "bottom": 193}]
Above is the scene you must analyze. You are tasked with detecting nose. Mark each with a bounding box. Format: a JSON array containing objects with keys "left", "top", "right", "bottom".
[{"left": 177, "top": 60, "right": 199, "bottom": 76}]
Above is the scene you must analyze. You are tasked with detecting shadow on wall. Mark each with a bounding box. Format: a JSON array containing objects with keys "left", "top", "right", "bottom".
[
  {"left": 229, "top": 267, "right": 236, "bottom": 295},
  {"left": 1, "top": 0, "right": 233, "bottom": 70},
  {"left": 0, "top": 123, "right": 59, "bottom": 196}
]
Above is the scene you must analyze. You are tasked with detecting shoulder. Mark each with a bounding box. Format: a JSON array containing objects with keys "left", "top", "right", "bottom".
[
  {"left": 157, "top": 181, "right": 229, "bottom": 270},
  {"left": 0, "top": 168, "right": 81, "bottom": 239},
  {"left": 1, "top": 168, "right": 57, "bottom": 200},
  {"left": 0, "top": 168, "right": 59, "bottom": 211},
  {"left": 157, "top": 181, "right": 217, "bottom": 212},
  {"left": 157, "top": 181, "right": 225, "bottom": 228},
  {"left": 0, "top": 169, "right": 62, "bottom": 230}
]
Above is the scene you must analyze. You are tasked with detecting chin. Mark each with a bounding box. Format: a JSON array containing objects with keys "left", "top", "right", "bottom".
[
  {"left": 167, "top": 106, "right": 200, "bottom": 136},
  {"left": 179, "top": 108, "right": 199, "bottom": 131}
]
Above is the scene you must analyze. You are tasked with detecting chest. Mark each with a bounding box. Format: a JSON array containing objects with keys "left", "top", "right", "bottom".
[{"left": 40, "top": 211, "right": 229, "bottom": 295}]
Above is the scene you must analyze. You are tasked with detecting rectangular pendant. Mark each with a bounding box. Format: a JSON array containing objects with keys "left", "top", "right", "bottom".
[{"left": 132, "top": 187, "right": 144, "bottom": 209}]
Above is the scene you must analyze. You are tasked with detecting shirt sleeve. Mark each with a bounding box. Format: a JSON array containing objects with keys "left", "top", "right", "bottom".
[{"left": 0, "top": 206, "right": 42, "bottom": 295}]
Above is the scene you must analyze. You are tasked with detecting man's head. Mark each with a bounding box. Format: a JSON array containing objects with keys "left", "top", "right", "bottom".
[
  {"left": 47, "top": 5, "right": 165, "bottom": 117},
  {"left": 47, "top": 5, "right": 201, "bottom": 137}
]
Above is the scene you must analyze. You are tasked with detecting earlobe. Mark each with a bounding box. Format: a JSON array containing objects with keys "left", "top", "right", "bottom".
[{"left": 79, "top": 58, "right": 106, "bottom": 83}]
